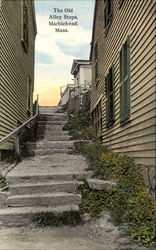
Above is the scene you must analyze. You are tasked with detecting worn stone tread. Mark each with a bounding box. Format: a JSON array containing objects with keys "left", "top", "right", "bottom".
[
  {"left": 28, "top": 141, "right": 74, "bottom": 150},
  {"left": 28, "top": 149, "right": 72, "bottom": 156},
  {"left": 0, "top": 204, "right": 79, "bottom": 215},
  {"left": 7, "top": 192, "right": 81, "bottom": 207},
  {"left": 7, "top": 192, "right": 81, "bottom": 199},
  {"left": 10, "top": 180, "right": 83, "bottom": 187},
  {"left": 7, "top": 171, "right": 93, "bottom": 184},
  {"left": 37, "top": 136, "right": 72, "bottom": 141},
  {"left": 37, "top": 131, "right": 69, "bottom": 136},
  {"left": 10, "top": 180, "right": 83, "bottom": 195},
  {"left": 38, "top": 121, "right": 65, "bottom": 125}
]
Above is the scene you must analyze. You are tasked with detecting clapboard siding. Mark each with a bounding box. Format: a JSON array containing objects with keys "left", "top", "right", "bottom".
[
  {"left": 0, "top": 0, "right": 36, "bottom": 150},
  {"left": 91, "top": 0, "right": 156, "bottom": 166}
]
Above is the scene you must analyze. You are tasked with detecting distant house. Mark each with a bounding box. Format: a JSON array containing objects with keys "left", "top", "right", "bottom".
[
  {"left": 59, "top": 59, "right": 92, "bottom": 112},
  {"left": 71, "top": 59, "right": 92, "bottom": 86},
  {"left": 90, "top": 0, "right": 155, "bottom": 190},
  {"left": 0, "top": 0, "right": 37, "bottom": 150}
]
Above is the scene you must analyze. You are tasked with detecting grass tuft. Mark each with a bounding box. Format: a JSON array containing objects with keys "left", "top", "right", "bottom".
[{"left": 32, "top": 210, "right": 82, "bottom": 227}]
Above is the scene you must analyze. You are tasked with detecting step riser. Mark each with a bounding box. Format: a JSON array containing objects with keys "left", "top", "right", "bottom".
[
  {"left": 37, "top": 131, "right": 68, "bottom": 136},
  {"left": 7, "top": 172, "right": 93, "bottom": 184},
  {"left": 0, "top": 205, "right": 79, "bottom": 227},
  {"left": 38, "top": 121, "right": 65, "bottom": 125},
  {"left": 37, "top": 127, "right": 65, "bottom": 132},
  {"left": 28, "top": 142, "right": 74, "bottom": 150},
  {"left": 28, "top": 145, "right": 74, "bottom": 150},
  {"left": 10, "top": 183, "right": 80, "bottom": 195},
  {"left": 28, "top": 149, "right": 72, "bottom": 156},
  {"left": 37, "top": 136, "right": 71, "bottom": 141},
  {"left": 7, "top": 195, "right": 81, "bottom": 207},
  {"left": 39, "top": 116, "right": 67, "bottom": 122}
]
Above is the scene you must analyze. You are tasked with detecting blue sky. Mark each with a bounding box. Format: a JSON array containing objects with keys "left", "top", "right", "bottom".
[{"left": 34, "top": 0, "right": 95, "bottom": 105}]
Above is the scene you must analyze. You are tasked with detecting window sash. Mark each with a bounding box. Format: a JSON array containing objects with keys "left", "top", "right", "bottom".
[
  {"left": 27, "top": 77, "right": 31, "bottom": 111},
  {"left": 93, "top": 101, "right": 102, "bottom": 137},
  {"left": 120, "top": 36, "right": 130, "bottom": 122},
  {"left": 104, "top": 0, "right": 113, "bottom": 28},
  {"left": 94, "top": 41, "right": 99, "bottom": 84},
  {"left": 21, "top": 1, "right": 29, "bottom": 53},
  {"left": 105, "top": 66, "right": 115, "bottom": 127}
]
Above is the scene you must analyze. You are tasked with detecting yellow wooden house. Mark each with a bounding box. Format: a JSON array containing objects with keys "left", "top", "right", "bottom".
[{"left": 0, "top": 0, "right": 37, "bottom": 150}]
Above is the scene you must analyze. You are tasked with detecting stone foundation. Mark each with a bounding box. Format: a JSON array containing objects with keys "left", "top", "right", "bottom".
[{"left": 141, "top": 164, "right": 155, "bottom": 201}]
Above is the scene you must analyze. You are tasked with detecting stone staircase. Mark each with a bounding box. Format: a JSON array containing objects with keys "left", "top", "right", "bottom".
[{"left": 0, "top": 106, "right": 92, "bottom": 226}]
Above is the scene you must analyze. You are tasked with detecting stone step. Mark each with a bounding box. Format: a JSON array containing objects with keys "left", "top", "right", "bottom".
[
  {"left": 28, "top": 148, "right": 72, "bottom": 156},
  {"left": 39, "top": 115, "right": 67, "bottom": 122},
  {"left": 10, "top": 180, "right": 83, "bottom": 195},
  {"left": 27, "top": 141, "right": 74, "bottom": 150},
  {"left": 7, "top": 171, "right": 93, "bottom": 184},
  {"left": 38, "top": 124, "right": 65, "bottom": 131},
  {"left": 6, "top": 192, "right": 81, "bottom": 207},
  {"left": 39, "top": 106, "right": 59, "bottom": 113},
  {"left": 0, "top": 205, "right": 79, "bottom": 226},
  {"left": 38, "top": 121, "right": 66, "bottom": 125},
  {"left": 6, "top": 153, "right": 89, "bottom": 172},
  {"left": 37, "top": 130, "right": 69, "bottom": 136},
  {"left": 37, "top": 135, "right": 72, "bottom": 141}
]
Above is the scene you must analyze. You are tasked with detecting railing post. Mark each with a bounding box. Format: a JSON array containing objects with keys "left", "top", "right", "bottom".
[{"left": 14, "top": 133, "right": 20, "bottom": 155}]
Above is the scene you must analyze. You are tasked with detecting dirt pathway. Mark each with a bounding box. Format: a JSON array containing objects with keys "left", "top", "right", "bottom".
[{"left": 0, "top": 212, "right": 152, "bottom": 250}]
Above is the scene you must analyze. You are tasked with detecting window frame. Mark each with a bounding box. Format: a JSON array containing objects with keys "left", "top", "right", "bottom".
[
  {"left": 105, "top": 65, "right": 115, "bottom": 128},
  {"left": 120, "top": 36, "right": 131, "bottom": 124},
  {"left": 27, "top": 76, "right": 31, "bottom": 111},
  {"left": 21, "top": 0, "right": 29, "bottom": 53},
  {"left": 94, "top": 40, "right": 99, "bottom": 86},
  {"left": 104, "top": 0, "right": 113, "bottom": 35},
  {"left": 93, "top": 100, "right": 102, "bottom": 138}
]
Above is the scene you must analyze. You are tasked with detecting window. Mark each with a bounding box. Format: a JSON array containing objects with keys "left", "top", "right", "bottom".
[
  {"left": 94, "top": 41, "right": 99, "bottom": 86},
  {"left": 27, "top": 77, "right": 31, "bottom": 111},
  {"left": 93, "top": 101, "right": 102, "bottom": 138},
  {"left": 120, "top": 36, "right": 131, "bottom": 123},
  {"left": 104, "top": 0, "right": 113, "bottom": 33},
  {"left": 21, "top": 0, "right": 29, "bottom": 53},
  {"left": 105, "top": 66, "right": 115, "bottom": 127}
]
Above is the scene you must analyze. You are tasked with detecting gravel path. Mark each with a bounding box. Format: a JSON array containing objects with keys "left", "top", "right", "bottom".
[{"left": 0, "top": 211, "right": 153, "bottom": 250}]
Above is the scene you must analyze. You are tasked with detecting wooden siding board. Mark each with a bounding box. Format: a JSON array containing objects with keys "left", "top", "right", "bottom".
[
  {"left": 104, "top": 127, "right": 156, "bottom": 145},
  {"left": 103, "top": 119, "right": 155, "bottom": 142}
]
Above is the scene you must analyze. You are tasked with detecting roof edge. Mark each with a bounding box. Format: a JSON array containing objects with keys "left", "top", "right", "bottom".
[{"left": 89, "top": 0, "right": 97, "bottom": 61}]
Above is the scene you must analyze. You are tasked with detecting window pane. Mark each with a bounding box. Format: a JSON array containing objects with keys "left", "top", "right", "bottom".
[
  {"left": 109, "top": 95, "right": 114, "bottom": 121},
  {"left": 124, "top": 41, "right": 127, "bottom": 77},
  {"left": 120, "top": 50, "right": 122, "bottom": 82},
  {"left": 109, "top": 67, "right": 113, "bottom": 92},
  {"left": 108, "top": 0, "right": 112, "bottom": 17}
]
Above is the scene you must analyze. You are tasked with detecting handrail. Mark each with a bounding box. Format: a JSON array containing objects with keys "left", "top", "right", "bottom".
[{"left": 0, "top": 95, "right": 39, "bottom": 154}]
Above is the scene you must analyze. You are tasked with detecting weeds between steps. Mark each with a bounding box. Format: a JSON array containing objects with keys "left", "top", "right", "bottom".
[
  {"left": 65, "top": 110, "right": 156, "bottom": 247},
  {"left": 76, "top": 142, "right": 156, "bottom": 247},
  {"left": 65, "top": 110, "right": 94, "bottom": 140},
  {"left": 32, "top": 210, "right": 81, "bottom": 227}
]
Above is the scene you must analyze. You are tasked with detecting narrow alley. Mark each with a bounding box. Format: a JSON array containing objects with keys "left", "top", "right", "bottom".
[{"left": 0, "top": 106, "right": 154, "bottom": 250}]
